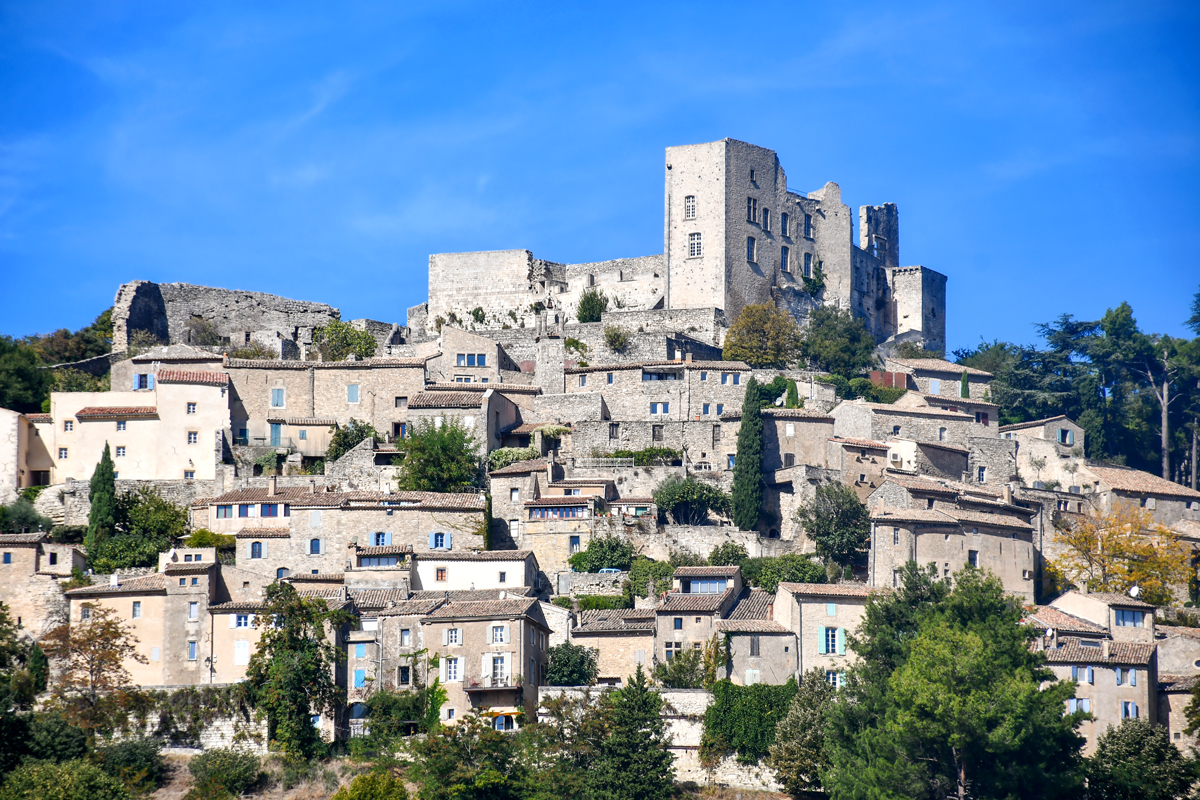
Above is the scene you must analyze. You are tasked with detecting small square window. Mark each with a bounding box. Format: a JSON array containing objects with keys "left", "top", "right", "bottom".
[
  {"left": 607, "top": 373, "right": 613, "bottom": 384},
  {"left": 58, "top": 448, "right": 68, "bottom": 459},
  {"left": 117, "top": 421, "right": 126, "bottom": 431},
  {"left": 499, "top": 571, "right": 507, "bottom": 583},
  {"left": 184, "top": 471, "right": 195, "bottom": 480},
  {"left": 116, "top": 446, "right": 126, "bottom": 458},
  {"left": 579, "top": 375, "right": 587, "bottom": 387},
  {"left": 186, "top": 402, "right": 197, "bottom": 414},
  {"left": 436, "top": 568, "right": 447, "bottom": 581},
  {"left": 187, "top": 431, "right": 199, "bottom": 444},
  {"left": 674, "top": 618, "right": 683, "bottom": 630},
  {"left": 63, "top": 420, "right": 73, "bottom": 432},
  {"left": 688, "top": 232, "right": 702, "bottom": 257}
]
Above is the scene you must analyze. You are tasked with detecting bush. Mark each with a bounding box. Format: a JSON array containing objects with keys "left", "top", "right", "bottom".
[
  {"left": 722, "top": 303, "right": 800, "bottom": 368},
  {"left": 568, "top": 534, "right": 634, "bottom": 573},
  {"left": 488, "top": 446, "right": 539, "bottom": 473},
  {"left": 326, "top": 419, "right": 377, "bottom": 464},
  {"left": 577, "top": 595, "right": 631, "bottom": 611},
  {"left": 25, "top": 712, "right": 89, "bottom": 764},
  {"left": 653, "top": 475, "right": 730, "bottom": 525},
  {"left": 653, "top": 648, "right": 705, "bottom": 689},
  {"left": 708, "top": 542, "right": 749, "bottom": 566},
  {"left": 227, "top": 341, "right": 275, "bottom": 360},
  {"left": 603, "top": 325, "right": 630, "bottom": 352},
  {"left": 547, "top": 642, "right": 600, "bottom": 686},
  {"left": 94, "top": 736, "right": 165, "bottom": 793},
  {"left": 551, "top": 597, "right": 573, "bottom": 609},
  {"left": 187, "top": 748, "right": 260, "bottom": 798},
  {"left": 0, "top": 500, "right": 53, "bottom": 535},
  {"left": 625, "top": 557, "right": 675, "bottom": 602},
  {"left": 701, "top": 679, "right": 798, "bottom": 766},
  {"left": 312, "top": 320, "right": 377, "bottom": 361},
  {"left": 739, "top": 555, "right": 825, "bottom": 593},
  {"left": 607, "top": 447, "right": 681, "bottom": 466},
  {"left": 576, "top": 288, "right": 608, "bottom": 323},
  {"left": 0, "top": 759, "right": 129, "bottom": 800},
  {"left": 331, "top": 770, "right": 409, "bottom": 800},
  {"left": 182, "top": 529, "right": 236, "bottom": 551}
]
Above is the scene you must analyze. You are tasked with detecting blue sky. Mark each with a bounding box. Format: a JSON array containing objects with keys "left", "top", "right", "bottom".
[{"left": 2, "top": 1, "right": 1197, "bottom": 353}]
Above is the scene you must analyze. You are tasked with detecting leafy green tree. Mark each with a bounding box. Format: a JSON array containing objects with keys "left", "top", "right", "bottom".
[
  {"left": 652, "top": 648, "right": 705, "bottom": 689},
  {"left": 326, "top": 418, "right": 377, "bottom": 463},
  {"left": 21, "top": 309, "right": 113, "bottom": 366},
  {"left": 1187, "top": 285, "right": 1200, "bottom": 335},
  {"left": 89, "top": 487, "right": 188, "bottom": 573},
  {"left": 0, "top": 336, "right": 52, "bottom": 414},
  {"left": 85, "top": 444, "right": 116, "bottom": 554},
  {"left": 93, "top": 736, "right": 165, "bottom": 794},
  {"left": 576, "top": 288, "right": 608, "bottom": 323},
  {"left": 568, "top": 533, "right": 633, "bottom": 573},
  {"left": 0, "top": 759, "right": 129, "bottom": 800},
  {"left": 394, "top": 417, "right": 481, "bottom": 492},
  {"left": 722, "top": 303, "right": 800, "bottom": 368},
  {"left": 797, "top": 306, "right": 877, "bottom": 379},
  {"left": 331, "top": 769, "right": 409, "bottom": 800},
  {"left": 546, "top": 642, "right": 599, "bottom": 686},
  {"left": 409, "top": 710, "right": 521, "bottom": 800},
  {"left": 731, "top": 377, "right": 764, "bottom": 531},
  {"left": 592, "top": 665, "right": 675, "bottom": 800},
  {"left": 708, "top": 541, "right": 748, "bottom": 566},
  {"left": 28, "top": 643, "right": 47, "bottom": 694},
  {"left": 0, "top": 500, "right": 52, "bottom": 535},
  {"left": 751, "top": 554, "right": 826, "bottom": 594},
  {"left": 624, "top": 557, "right": 675, "bottom": 603},
  {"left": 487, "top": 446, "right": 539, "bottom": 473},
  {"left": 823, "top": 563, "right": 1086, "bottom": 800},
  {"left": 891, "top": 342, "right": 943, "bottom": 360},
  {"left": 652, "top": 475, "right": 730, "bottom": 525},
  {"left": 768, "top": 668, "right": 836, "bottom": 799},
  {"left": 1087, "top": 719, "right": 1193, "bottom": 800},
  {"left": 243, "top": 582, "right": 352, "bottom": 759},
  {"left": 312, "top": 319, "right": 377, "bottom": 361},
  {"left": 794, "top": 482, "right": 871, "bottom": 571}
]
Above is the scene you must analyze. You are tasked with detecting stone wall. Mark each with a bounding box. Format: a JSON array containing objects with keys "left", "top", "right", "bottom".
[
  {"left": 560, "top": 571, "right": 629, "bottom": 597},
  {"left": 324, "top": 438, "right": 400, "bottom": 492}
]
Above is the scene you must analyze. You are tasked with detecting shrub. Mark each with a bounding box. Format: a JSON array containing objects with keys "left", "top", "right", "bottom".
[
  {"left": 488, "top": 446, "right": 540, "bottom": 473},
  {"left": 577, "top": 595, "right": 631, "bottom": 611},
  {"left": 625, "top": 557, "right": 675, "bottom": 602},
  {"left": 568, "top": 534, "right": 634, "bottom": 573},
  {"left": 0, "top": 760, "right": 129, "bottom": 800},
  {"left": 604, "top": 325, "right": 630, "bottom": 352},
  {"left": 547, "top": 642, "right": 600, "bottom": 686},
  {"left": 183, "top": 529, "right": 236, "bottom": 551},
  {"left": 722, "top": 304, "right": 800, "bottom": 368},
  {"left": 227, "top": 341, "right": 276, "bottom": 360},
  {"left": 331, "top": 770, "right": 410, "bottom": 800},
  {"left": 701, "top": 679, "right": 798, "bottom": 766},
  {"left": 94, "top": 736, "right": 165, "bottom": 793},
  {"left": 25, "top": 712, "right": 89, "bottom": 763},
  {"left": 653, "top": 648, "right": 705, "bottom": 689},
  {"left": 326, "top": 419, "right": 377, "bottom": 464},
  {"left": 739, "top": 554, "right": 825, "bottom": 593},
  {"left": 254, "top": 452, "right": 280, "bottom": 475},
  {"left": 312, "top": 320, "right": 377, "bottom": 361},
  {"left": 187, "top": 748, "right": 260, "bottom": 798},
  {"left": 576, "top": 288, "right": 608, "bottom": 323},
  {"left": 653, "top": 475, "right": 730, "bottom": 525},
  {"left": 607, "top": 447, "right": 681, "bottom": 466},
  {"left": 708, "top": 542, "right": 749, "bottom": 566},
  {"left": 551, "top": 596, "right": 573, "bottom": 609}
]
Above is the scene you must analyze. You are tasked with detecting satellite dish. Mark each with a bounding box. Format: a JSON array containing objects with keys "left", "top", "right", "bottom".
[
  {"left": 1045, "top": 628, "right": 1053, "bottom": 638},
  {"left": 1129, "top": 585, "right": 1141, "bottom": 599},
  {"left": 774, "top": 398, "right": 784, "bottom": 407}
]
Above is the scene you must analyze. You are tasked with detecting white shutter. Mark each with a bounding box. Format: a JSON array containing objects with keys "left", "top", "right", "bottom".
[
  {"left": 501, "top": 624, "right": 509, "bottom": 644},
  {"left": 262, "top": 541, "right": 268, "bottom": 558},
  {"left": 482, "top": 654, "right": 490, "bottom": 682},
  {"left": 229, "top": 614, "right": 236, "bottom": 629},
  {"left": 443, "top": 628, "right": 449, "bottom": 646},
  {"left": 234, "top": 640, "right": 250, "bottom": 666},
  {"left": 440, "top": 658, "right": 447, "bottom": 683}
]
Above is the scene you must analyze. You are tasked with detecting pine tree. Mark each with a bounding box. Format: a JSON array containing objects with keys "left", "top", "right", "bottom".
[
  {"left": 592, "top": 664, "right": 674, "bottom": 800},
  {"left": 85, "top": 444, "right": 116, "bottom": 554},
  {"left": 732, "top": 377, "right": 764, "bottom": 531},
  {"left": 768, "top": 668, "right": 836, "bottom": 799}
]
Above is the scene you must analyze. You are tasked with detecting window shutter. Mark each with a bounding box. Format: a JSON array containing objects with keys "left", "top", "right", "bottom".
[
  {"left": 482, "top": 654, "right": 490, "bottom": 681},
  {"left": 1087, "top": 666, "right": 1093, "bottom": 684},
  {"left": 1115, "top": 668, "right": 1123, "bottom": 686},
  {"left": 148, "top": 374, "right": 155, "bottom": 390},
  {"left": 429, "top": 532, "right": 436, "bottom": 550},
  {"left": 1131, "top": 702, "right": 1138, "bottom": 718},
  {"left": 817, "top": 628, "right": 826, "bottom": 655},
  {"left": 1071, "top": 665, "right": 1078, "bottom": 681},
  {"left": 502, "top": 623, "right": 509, "bottom": 644},
  {"left": 262, "top": 541, "right": 268, "bottom": 558},
  {"left": 440, "top": 659, "right": 447, "bottom": 683},
  {"left": 385, "top": 532, "right": 392, "bottom": 546},
  {"left": 837, "top": 627, "right": 846, "bottom": 656},
  {"left": 446, "top": 532, "right": 453, "bottom": 550},
  {"left": 442, "top": 628, "right": 449, "bottom": 646},
  {"left": 229, "top": 614, "right": 237, "bottom": 629},
  {"left": 133, "top": 374, "right": 140, "bottom": 390},
  {"left": 1129, "top": 669, "right": 1136, "bottom": 686}
]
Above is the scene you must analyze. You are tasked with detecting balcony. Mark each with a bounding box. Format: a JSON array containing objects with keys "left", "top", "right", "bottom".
[{"left": 465, "top": 674, "right": 520, "bottom": 692}]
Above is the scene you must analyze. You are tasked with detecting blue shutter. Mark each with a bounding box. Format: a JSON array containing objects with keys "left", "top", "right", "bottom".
[
  {"left": 445, "top": 532, "right": 452, "bottom": 550},
  {"left": 428, "top": 532, "right": 436, "bottom": 549},
  {"left": 148, "top": 374, "right": 155, "bottom": 390},
  {"left": 1129, "top": 669, "right": 1136, "bottom": 687},
  {"left": 1115, "top": 669, "right": 1123, "bottom": 686},
  {"left": 817, "top": 628, "right": 826, "bottom": 655},
  {"left": 384, "top": 532, "right": 392, "bottom": 546},
  {"left": 133, "top": 374, "right": 140, "bottom": 390},
  {"left": 837, "top": 627, "right": 846, "bottom": 656}
]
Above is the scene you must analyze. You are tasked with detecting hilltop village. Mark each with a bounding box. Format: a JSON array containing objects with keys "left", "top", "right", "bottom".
[{"left": 2, "top": 138, "right": 1199, "bottom": 793}]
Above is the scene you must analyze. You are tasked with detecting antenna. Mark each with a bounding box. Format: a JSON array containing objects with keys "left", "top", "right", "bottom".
[{"left": 1129, "top": 585, "right": 1141, "bottom": 599}]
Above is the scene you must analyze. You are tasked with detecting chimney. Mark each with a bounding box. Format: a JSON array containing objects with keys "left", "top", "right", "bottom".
[
  {"left": 109, "top": 573, "right": 119, "bottom": 588},
  {"left": 309, "top": 483, "right": 316, "bottom": 493},
  {"left": 268, "top": 475, "right": 277, "bottom": 497},
  {"left": 1003, "top": 484, "right": 1013, "bottom": 504},
  {"left": 1102, "top": 639, "right": 1111, "bottom": 659}
]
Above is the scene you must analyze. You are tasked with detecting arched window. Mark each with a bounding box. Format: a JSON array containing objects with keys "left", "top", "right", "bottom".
[
  {"left": 276, "top": 567, "right": 289, "bottom": 579},
  {"left": 251, "top": 541, "right": 262, "bottom": 559},
  {"left": 310, "top": 539, "right": 321, "bottom": 555}
]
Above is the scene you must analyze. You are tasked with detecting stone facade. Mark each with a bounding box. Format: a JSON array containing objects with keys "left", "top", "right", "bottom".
[
  {"left": 0, "top": 410, "right": 53, "bottom": 503},
  {"left": 0, "top": 533, "right": 84, "bottom": 637}
]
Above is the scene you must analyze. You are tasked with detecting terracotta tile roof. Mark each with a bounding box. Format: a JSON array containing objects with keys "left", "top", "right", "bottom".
[
  {"left": 1160, "top": 674, "right": 1200, "bottom": 692},
  {"left": 659, "top": 589, "right": 733, "bottom": 613},
  {"left": 225, "top": 357, "right": 429, "bottom": 369},
  {"left": 489, "top": 458, "right": 547, "bottom": 476},
  {"left": 155, "top": 369, "right": 230, "bottom": 385},
  {"left": 408, "top": 391, "right": 484, "bottom": 410},
  {"left": 839, "top": 401, "right": 974, "bottom": 420},
  {"left": 66, "top": 573, "right": 167, "bottom": 596},
  {"left": 777, "top": 582, "right": 880, "bottom": 598},
  {"left": 829, "top": 436, "right": 889, "bottom": 450},
  {"left": 998, "top": 415, "right": 1073, "bottom": 433},
  {"left": 235, "top": 527, "right": 291, "bottom": 539},
  {"left": 612, "top": 497, "right": 655, "bottom": 504},
  {"left": 288, "top": 417, "right": 337, "bottom": 426},
  {"left": 921, "top": 393, "right": 998, "bottom": 408},
  {"left": 674, "top": 565, "right": 740, "bottom": 578},
  {"left": 424, "top": 597, "right": 540, "bottom": 620},
  {"left": 550, "top": 479, "right": 614, "bottom": 487},
  {"left": 201, "top": 487, "right": 486, "bottom": 512},
  {"left": 415, "top": 550, "right": 533, "bottom": 562},
  {"left": 883, "top": 475, "right": 960, "bottom": 495},
  {"left": 209, "top": 601, "right": 267, "bottom": 613},
  {"left": 870, "top": 506, "right": 957, "bottom": 525},
  {"left": 425, "top": 382, "right": 542, "bottom": 394},
  {"left": 939, "top": 507, "right": 1033, "bottom": 531},
  {"left": 164, "top": 562, "right": 214, "bottom": 574},
  {"left": 720, "top": 408, "right": 833, "bottom": 421},
  {"left": 23, "top": 413, "right": 52, "bottom": 423},
  {"left": 937, "top": 480, "right": 1005, "bottom": 498},
  {"left": 726, "top": 589, "right": 773, "bottom": 620},
  {"left": 1087, "top": 464, "right": 1200, "bottom": 500},
  {"left": 524, "top": 497, "right": 592, "bottom": 506},
  {"left": 199, "top": 486, "right": 336, "bottom": 504},
  {"left": 410, "top": 588, "right": 534, "bottom": 602},
  {"left": 887, "top": 357, "right": 993, "bottom": 377},
  {"left": 131, "top": 344, "right": 223, "bottom": 362},
  {"left": 75, "top": 406, "right": 158, "bottom": 420},
  {"left": 1075, "top": 591, "right": 1156, "bottom": 610},
  {"left": 347, "top": 590, "right": 428, "bottom": 611},
  {"left": 574, "top": 609, "right": 657, "bottom": 634},
  {"left": 356, "top": 545, "right": 413, "bottom": 556},
  {"left": 956, "top": 495, "right": 1034, "bottom": 514},
  {"left": 1024, "top": 606, "right": 1107, "bottom": 635},
  {"left": 1044, "top": 637, "right": 1155, "bottom": 666},
  {"left": 0, "top": 532, "right": 47, "bottom": 544},
  {"left": 289, "top": 573, "right": 346, "bottom": 583},
  {"left": 1160, "top": 625, "right": 1200, "bottom": 639},
  {"left": 565, "top": 360, "right": 751, "bottom": 375},
  {"left": 714, "top": 619, "right": 790, "bottom": 633}
]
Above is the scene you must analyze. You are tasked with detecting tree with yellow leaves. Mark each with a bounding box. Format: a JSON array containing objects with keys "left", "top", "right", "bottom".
[{"left": 1047, "top": 502, "right": 1192, "bottom": 605}]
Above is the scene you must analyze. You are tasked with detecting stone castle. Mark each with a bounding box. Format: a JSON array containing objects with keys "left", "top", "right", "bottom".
[{"left": 412, "top": 138, "right": 946, "bottom": 352}]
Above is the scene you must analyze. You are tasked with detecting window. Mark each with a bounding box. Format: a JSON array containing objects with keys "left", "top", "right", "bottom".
[
  {"left": 58, "top": 448, "right": 68, "bottom": 460},
  {"left": 781, "top": 212, "right": 789, "bottom": 235},
  {"left": 569, "top": 535, "right": 581, "bottom": 554},
  {"left": 684, "top": 195, "right": 696, "bottom": 219},
  {"left": 781, "top": 246, "right": 790, "bottom": 272},
  {"left": 116, "top": 446, "right": 126, "bottom": 458},
  {"left": 298, "top": 430, "right": 307, "bottom": 441},
  {"left": 399, "top": 630, "right": 410, "bottom": 647},
  {"left": 448, "top": 627, "right": 461, "bottom": 644},
  {"left": 785, "top": 422, "right": 795, "bottom": 437},
  {"left": 650, "top": 402, "right": 669, "bottom": 415},
  {"left": 688, "top": 232, "right": 703, "bottom": 257},
  {"left": 188, "top": 641, "right": 197, "bottom": 661},
  {"left": 892, "top": 425, "right": 901, "bottom": 436},
  {"left": 214, "top": 505, "right": 233, "bottom": 519},
  {"left": 49, "top": 552, "right": 57, "bottom": 565},
  {"left": 977, "top": 467, "right": 986, "bottom": 483},
  {"left": 747, "top": 196, "right": 757, "bottom": 222},
  {"left": 188, "top": 602, "right": 198, "bottom": 620},
  {"left": 717, "top": 403, "right": 724, "bottom": 414},
  {"left": 825, "top": 670, "right": 840, "bottom": 688},
  {"left": 804, "top": 213, "right": 813, "bottom": 237},
  {"left": 968, "top": 550, "right": 979, "bottom": 567},
  {"left": 261, "top": 504, "right": 279, "bottom": 517},
  {"left": 187, "top": 402, "right": 197, "bottom": 414},
  {"left": 399, "top": 665, "right": 411, "bottom": 684},
  {"left": 251, "top": 542, "right": 263, "bottom": 559},
  {"left": 803, "top": 252, "right": 812, "bottom": 277},
  {"left": 674, "top": 617, "right": 683, "bottom": 630},
  {"left": 700, "top": 371, "right": 708, "bottom": 381},
  {"left": 184, "top": 470, "right": 195, "bottom": 480},
  {"left": 975, "top": 411, "right": 989, "bottom": 426},
  {"left": 436, "top": 567, "right": 447, "bottom": 581},
  {"left": 498, "top": 571, "right": 506, "bottom": 584},
  {"left": 1056, "top": 428, "right": 1074, "bottom": 445},
  {"left": 1115, "top": 609, "right": 1145, "bottom": 627},
  {"left": 63, "top": 420, "right": 73, "bottom": 432},
  {"left": 179, "top": 578, "right": 186, "bottom": 586},
  {"left": 825, "top": 627, "right": 838, "bottom": 653},
  {"left": 187, "top": 431, "right": 198, "bottom": 444},
  {"left": 750, "top": 635, "right": 761, "bottom": 656},
  {"left": 1067, "top": 698, "right": 1091, "bottom": 714},
  {"left": 665, "top": 641, "right": 683, "bottom": 660},
  {"left": 117, "top": 420, "right": 126, "bottom": 431},
  {"left": 609, "top": 422, "right": 619, "bottom": 440},
  {"left": 702, "top": 403, "right": 710, "bottom": 416},
  {"left": 929, "top": 378, "right": 940, "bottom": 395},
  {"left": 271, "top": 388, "right": 284, "bottom": 408},
  {"left": 80, "top": 606, "right": 90, "bottom": 620},
  {"left": 727, "top": 454, "right": 735, "bottom": 469},
  {"left": 893, "top": 569, "right": 901, "bottom": 588},
  {"left": 353, "top": 669, "right": 366, "bottom": 688},
  {"left": 652, "top": 425, "right": 664, "bottom": 442},
  {"left": 893, "top": 528, "right": 900, "bottom": 546},
  {"left": 785, "top": 453, "right": 796, "bottom": 467},
  {"left": 579, "top": 375, "right": 586, "bottom": 387},
  {"left": 493, "top": 625, "right": 506, "bottom": 643},
  {"left": 1121, "top": 701, "right": 1139, "bottom": 719},
  {"left": 309, "top": 538, "right": 321, "bottom": 555},
  {"left": 132, "top": 601, "right": 141, "bottom": 619},
  {"left": 239, "top": 504, "right": 251, "bottom": 518},
  {"left": 433, "top": 532, "right": 446, "bottom": 549},
  {"left": 746, "top": 236, "right": 756, "bottom": 262},
  {"left": 762, "top": 207, "right": 770, "bottom": 231}
]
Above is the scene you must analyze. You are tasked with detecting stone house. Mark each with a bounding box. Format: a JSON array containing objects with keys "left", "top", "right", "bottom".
[
  {"left": 1049, "top": 590, "right": 1156, "bottom": 645},
  {"left": 999, "top": 415, "right": 1088, "bottom": 489},
  {"left": 0, "top": 532, "right": 85, "bottom": 636},
  {"left": 892, "top": 385, "right": 1001, "bottom": 431},
  {"left": 774, "top": 582, "right": 883, "bottom": 686},
  {"left": 411, "top": 550, "right": 540, "bottom": 593},
  {"left": 1156, "top": 625, "right": 1200, "bottom": 675},
  {"left": 1042, "top": 637, "right": 1157, "bottom": 755},
  {"left": 345, "top": 594, "right": 444, "bottom": 717},
  {"left": 656, "top": 566, "right": 743, "bottom": 663},
  {"left": 882, "top": 358, "right": 993, "bottom": 404},
  {"left": 1158, "top": 675, "right": 1198, "bottom": 754},
  {"left": 570, "top": 608, "right": 658, "bottom": 685},
  {"left": 110, "top": 344, "right": 225, "bottom": 389},
  {"left": 0, "top": 409, "right": 54, "bottom": 503},
  {"left": 520, "top": 496, "right": 598, "bottom": 577},
  {"left": 886, "top": 438, "right": 969, "bottom": 481},
  {"left": 425, "top": 326, "right": 520, "bottom": 385},
  {"left": 44, "top": 370, "right": 231, "bottom": 483},
  {"left": 192, "top": 480, "right": 487, "bottom": 580},
  {"left": 713, "top": 589, "right": 796, "bottom": 686},
  {"left": 831, "top": 399, "right": 980, "bottom": 451},
  {"left": 826, "top": 437, "right": 890, "bottom": 502},
  {"left": 488, "top": 458, "right": 556, "bottom": 550},
  {"left": 1077, "top": 463, "right": 1200, "bottom": 528},
  {"left": 405, "top": 388, "right": 521, "bottom": 456},
  {"left": 424, "top": 381, "right": 543, "bottom": 414},
  {"left": 422, "top": 597, "right": 552, "bottom": 729}
]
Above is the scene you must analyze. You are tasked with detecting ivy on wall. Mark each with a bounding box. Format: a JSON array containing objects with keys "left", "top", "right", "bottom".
[{"left": 700, "top": 678, "right": 798, "bottom": 766}]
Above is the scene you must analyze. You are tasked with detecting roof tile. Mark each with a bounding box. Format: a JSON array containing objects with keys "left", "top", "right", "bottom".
[
  {"left": 75, "top": 406, "right": 158, "bottom": 419},
  {"left": 1044, "top": 638, "right": 1155, "bottom": 666},
  {"left": 155, "top": 369, "right": 229, "bottom": 386}
]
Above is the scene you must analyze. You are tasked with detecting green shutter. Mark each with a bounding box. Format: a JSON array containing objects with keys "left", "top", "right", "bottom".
[
  {"left": 817, "top": 627, "right": 826, "bottom": 655},
  {"left": 836, "top": 627, "right": 846, "bottom": 656}
]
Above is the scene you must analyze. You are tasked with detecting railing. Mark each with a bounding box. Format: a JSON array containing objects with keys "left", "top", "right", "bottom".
[
  {"left": 349, "top": 720, "right": 369, "bottom": 738},
  {"left": 466, "top": 674, "right": 518, "bottom": 690},
  {"left": 576, "top": 457, "right": 635, "bottom": 469}
]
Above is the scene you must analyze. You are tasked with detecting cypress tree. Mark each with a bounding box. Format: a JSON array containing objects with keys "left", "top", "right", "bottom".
[
  {"left": 28, "top": 642, "right": 48, "bottom": 693},
  {"left": 732, "top": 377, "right": 764, "bottom": 531},
  {"left": 785, "top": 379, "right": 800, "bottom": 409},
  {"left": 85, "top": 443, "right": 116, "bottom": 553},
  {"left": 960, "top": 369, "right": 969, "bottom": 398}
]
